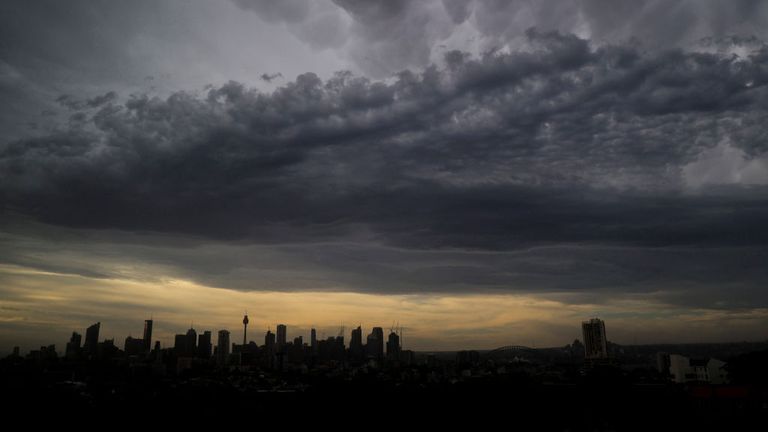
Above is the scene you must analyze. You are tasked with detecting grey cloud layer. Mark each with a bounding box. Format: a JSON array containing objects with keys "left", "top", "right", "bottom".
[
  {"left": 2, "top": 31, "right": 768, "bottom": 306},
  {"left": 1, "top": 219, "right": 766, "bottom": 309},
  {"left": 235, "top": 0, "right": 768, "bottom": 75},
  {"left": 2, "top": 32, "right": 768, "bottom": 244}
]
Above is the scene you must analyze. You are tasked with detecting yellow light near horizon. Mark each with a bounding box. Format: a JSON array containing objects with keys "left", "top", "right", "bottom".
[{"left": 1, "top": 264, "right": 767, "bottom": 352}]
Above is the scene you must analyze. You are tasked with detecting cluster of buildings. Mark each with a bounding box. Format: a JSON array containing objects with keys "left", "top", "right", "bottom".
[
  {"left": 58, "top": 314, "right": 414, "bottom": 372},
  {"left": 14, "top": 315, "right": 732, "bottom": 386},
  {"left": 657, "top": 353, "right": 728, "bottom": 384},
  {"left": 581, "top": 317, "right": 729, "bottom": 384},
  {"left": 63, "top": 321, "right": 127, "bottom": 361}
]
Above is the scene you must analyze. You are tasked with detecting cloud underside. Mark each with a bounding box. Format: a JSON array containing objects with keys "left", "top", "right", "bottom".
[
  {"left": 236, "top": 0, "right": 768, "bottom": 76},
  {"left": 2, "top": 30, "right": 768, "bottom": 308}
]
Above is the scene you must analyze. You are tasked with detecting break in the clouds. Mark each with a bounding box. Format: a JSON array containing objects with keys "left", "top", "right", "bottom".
[{"left": 1, "top": 0, "right": 768, "bottom": 350}]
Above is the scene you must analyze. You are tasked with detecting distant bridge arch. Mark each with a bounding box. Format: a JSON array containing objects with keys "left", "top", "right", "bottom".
[{"left": 484, "top": 345, "right": 535, "bottom": 359}]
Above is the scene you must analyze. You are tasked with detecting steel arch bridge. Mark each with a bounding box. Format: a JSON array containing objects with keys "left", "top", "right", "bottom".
[{"left": 484, "top": 345, "right": 536, "bottom": 359}]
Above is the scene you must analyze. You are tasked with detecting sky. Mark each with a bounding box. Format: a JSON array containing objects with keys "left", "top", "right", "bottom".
[{"left": 1, "top": 0, "right": 768, "bottom": 352}]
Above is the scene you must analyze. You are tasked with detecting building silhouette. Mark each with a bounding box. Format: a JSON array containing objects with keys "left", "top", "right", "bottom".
[
  {"left": 84, "top": 322, "right": 100, "bottom": 358},
  {"left": 124, "top": 336, "right": 144, "bottom": 356},
  {"left": 263, "top": 329, "right": 276, "bottom": 368},
  {"left": 349, "top": 326, "right": 364, "bottom": 362},
  {"left": 289, "top": 336, "right": 304, "bottom": 363},
  {"left": 198, "top": 330, "right": 212, "bottom": 359},
  {"left": 174, "top": 334, "right": 186, "bottom": 353},
  {"left": 264, "top": 329, "right": 275, "bottom": 349},
  {"left": 386, "top": 330, "right": 401, "bottom": 362},
  {"left": 185, "top": 327, "right": 197, "bottom": 357},
  {"left": 65, "top": 331, "right": 82, "bottom": 359},
  {"left": 582, "top": 318, "right": 608, "bottom": 360},
  {"left": 217, "top": 330, "right": 230, "bottom": 365},
  {"left": 366, "top": 327, "right": 384, "bottom": 361},
  {"left": 98, "top": 338, "right": 118, "bottom": 360},
  {"left": 276, "top": 324, "right": 287, "bottom": 352},
  {"left": 142, "top": 319, "right": 153, "bottom": 353},
  {"left": 310, "top": 328, "right": 317, "bottom": 355}
]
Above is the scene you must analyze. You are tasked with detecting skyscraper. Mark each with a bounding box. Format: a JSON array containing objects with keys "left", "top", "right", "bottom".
[
  {"left": 582, "top": 318, "right": 608, "bottom": 360},
  {"left": 142, "top": 319, "right": 153, "bottom": 353},
  {"left": 242, "top": 314, "right": 249, "bottom": 345},
  {"left": 217, "top": 330, "right": 230, "bottom": 365},
  {"left": 386, "top": 330, "right": 401, "bottom": 362},
  {"left": 66, "top": 331, "right": 82, "bottom": 359},
  {"left": 174, "top": 334, "right": 186, "bottom": 354},
  {"left": 349, "top": 326, "right": 363, "bottom": 361},
  {"left": 310, "top": 328, "right": 317, "bottom": 354},
  {"left": 264, "top": 329, "right": 275, "bottom": 349},
  {"left": 198, "top": 331, "right": 212, "bottom": 359},
  {"left": 366, "top": 327, "right": 384, "bottom": 360},
  {"left": 185, "top": 327, "right": 197, "bottom": 357},
  {"left": 84, "top": 322, "right": 100, "bottom": 357},
  {"left": 276, "top": 324, "right": 287, "bottom": 351}
]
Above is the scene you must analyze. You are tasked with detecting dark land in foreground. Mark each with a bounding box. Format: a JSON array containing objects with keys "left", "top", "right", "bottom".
[{"left": 3, "top": 340, "right": 768, "bottom": 429}]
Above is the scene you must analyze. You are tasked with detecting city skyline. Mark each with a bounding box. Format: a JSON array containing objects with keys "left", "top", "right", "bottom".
[
  {"left": 2, "top": 1, "right": 768, "bottom": 354},
  {"left": 5, "top": 307, "right": 765, "bottom": 357},
  {"left": 12, "top": 313, "right": 587, "bottom": 357}
]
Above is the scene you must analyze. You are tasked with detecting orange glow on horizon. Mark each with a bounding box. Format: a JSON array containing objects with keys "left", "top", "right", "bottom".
[{"left": 1, "top": 264, "right": 767, "bottom": 353}]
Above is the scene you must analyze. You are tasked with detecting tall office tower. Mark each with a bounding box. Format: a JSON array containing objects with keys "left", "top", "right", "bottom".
[
  {"left": 174, "top": 334, "right": 186, "bottom": 353},
  {"left": 276, "top": 324, "right": 287, "bottom": 351},
  {"left": 310, "top": 328, "right": 317, "bottom": 354},
  {"left": 185, "top": 327, "right": 197, "bottom": 357},
  {"left": 386, "top": 330, "right": 401, "bottom": 361},
  {"left": 142, "top": 319, "right": 153, "bottom": 353},
  {"left": 198, "top": 331, "right": 212, "bottom": 358},
  {"left": 65, "top": 331, "right": 82, "bottom": 359},
  {"left": 582, "top": 318, "right": 609, "bottom": 359},
  {"left": 217, "top": 330, "right": 230, "bottom": 365},
  {"left": 349, "top": 326, "right": 364, "bottom": 361},
  {"left": 264, "top": 329, "right": 276, "bottom": 349},
  {"left": 242, "top": 314, "right": 249, "bottom": 345},
  {"left": 84, "top": 322, "right": 100, "bottom": 357},
  {"left": 366, "top": 327, "right": 384, "bottom": 360}
]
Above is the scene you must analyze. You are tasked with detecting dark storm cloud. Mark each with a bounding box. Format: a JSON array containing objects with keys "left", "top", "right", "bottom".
[
  {"left": 574, "top": 0, "right": 768, "bottom": 45},
  {"left": 235, "top": 0, "right": 768, "bottom": 77},
  {"left": 2, "top": 31, "right": 768, "bottom": 244},
  {"left": 260, "top": 72, "right": 284, "bottom": 83},
  {"left": 450, "top": 0, "right": 768, "bottom": 48},
  {"left": 2, "top": 31, "right": 768, "bottom": 305},
  {"left": 232, "top": 0, "right": 768, "bottom": 76},
  {"left": 55, "top": 91, "right": 118, "bottom": 111},
  {"left": 331, "top": 0, "right": 453, "bottom": 76},
  {"left": 2, "top": 217, "right": 766, "bottom": 309}
]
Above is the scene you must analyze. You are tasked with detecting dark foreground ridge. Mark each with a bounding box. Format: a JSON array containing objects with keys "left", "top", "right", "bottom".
[{"left": 3, "top": 316, "right": 768, "bottom": 429}]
